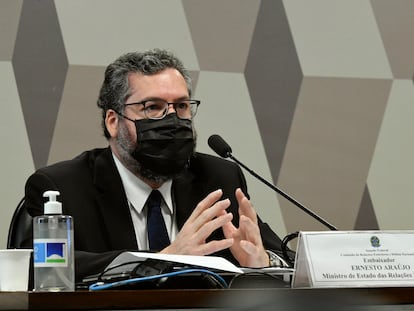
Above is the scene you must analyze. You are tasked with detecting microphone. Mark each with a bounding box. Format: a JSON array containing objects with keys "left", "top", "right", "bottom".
[
  {"left": 208, "top": 134, "right": 337, "bottom": 231},
  {"left": 208, "top": 134, "right": 233, "bottom": 158}
]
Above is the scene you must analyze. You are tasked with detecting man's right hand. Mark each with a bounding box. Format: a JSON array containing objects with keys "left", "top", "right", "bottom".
[{"left": 161, "top": 189, "right": 234, "bottom": 256}]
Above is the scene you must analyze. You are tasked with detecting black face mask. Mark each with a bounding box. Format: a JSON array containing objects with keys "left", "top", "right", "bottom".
[{"left": 131, "top": 114, "right": 195, "bottom": 175}]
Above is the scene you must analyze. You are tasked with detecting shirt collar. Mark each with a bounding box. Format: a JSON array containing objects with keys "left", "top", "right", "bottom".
[{"left": 112, "top": 153, "right": 173, "bottom": 214}]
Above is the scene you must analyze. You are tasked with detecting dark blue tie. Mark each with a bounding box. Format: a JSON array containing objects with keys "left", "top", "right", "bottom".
[{"left": 146, "top": 190, "right": 170, "bottom": 251}]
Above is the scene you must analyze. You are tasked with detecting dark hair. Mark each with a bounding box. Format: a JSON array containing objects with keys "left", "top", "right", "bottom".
[{"left": 97, "top": 49, "right": 192, "bottom": 138}]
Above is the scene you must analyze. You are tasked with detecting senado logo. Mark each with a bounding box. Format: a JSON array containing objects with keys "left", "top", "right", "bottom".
[{"left": 370, "top": 236, "right": 381, "bottom": 248}]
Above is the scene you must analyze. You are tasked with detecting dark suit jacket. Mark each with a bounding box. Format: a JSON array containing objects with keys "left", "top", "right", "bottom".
[{"left": 22, "top": 147, "right": 286, "bottom": 282}]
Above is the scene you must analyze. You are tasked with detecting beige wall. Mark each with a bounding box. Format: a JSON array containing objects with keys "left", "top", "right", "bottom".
[{"left": 1, "top": 0, "right": 414, "bottom": 248}]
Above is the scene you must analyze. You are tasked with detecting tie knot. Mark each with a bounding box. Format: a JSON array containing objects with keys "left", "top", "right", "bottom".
[{"left": 147, "top": 190, "right": 162, "bottom": 209}]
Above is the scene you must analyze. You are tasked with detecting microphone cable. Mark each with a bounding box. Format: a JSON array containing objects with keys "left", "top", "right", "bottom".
[{"left": 281, "top": 231, "right": 299, "bottom": 268}]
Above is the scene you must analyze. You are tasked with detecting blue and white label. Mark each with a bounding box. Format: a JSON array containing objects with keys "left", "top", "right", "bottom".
[{"left": 34, "top": 238, "right": 68, "bottom": 267}]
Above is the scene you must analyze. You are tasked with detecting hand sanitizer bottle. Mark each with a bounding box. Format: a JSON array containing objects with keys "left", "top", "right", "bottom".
[{"left": 33, "top": 191, "right": 75, "bottom": 291}]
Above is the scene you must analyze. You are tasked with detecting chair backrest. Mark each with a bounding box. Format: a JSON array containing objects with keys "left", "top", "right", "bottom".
[{"left": 7, "top": 198, "right": 33, "bottom": 249}]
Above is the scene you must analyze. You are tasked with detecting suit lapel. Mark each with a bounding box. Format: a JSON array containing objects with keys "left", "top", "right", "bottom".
[
  {"left": 173, "top": 153, "right": 227, "bottom": 243},
  {"left": 90, "top": 151, "right": 220, "bottom": 249},
  {"left": 93, "top": 148, "right": 138, "bottom": 250},
  {"left": 173, "top": 155, "right": 209, "bottom": 230},
  {"left": 173, "top": 171, "right": 200, "bottom": 229}
]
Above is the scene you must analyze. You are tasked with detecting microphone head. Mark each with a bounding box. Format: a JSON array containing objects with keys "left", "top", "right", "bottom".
[{"left": 208, "top": 134, "right": 232, "bottom": 158}]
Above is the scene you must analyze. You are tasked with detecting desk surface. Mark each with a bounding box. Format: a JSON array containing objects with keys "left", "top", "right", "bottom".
[{"left": 2, "top": 287, "right": 414, "bottom": 310}]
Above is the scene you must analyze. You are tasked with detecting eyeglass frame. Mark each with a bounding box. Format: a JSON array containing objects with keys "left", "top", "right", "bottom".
[{"left": 123, "top": 99, "right": 201, "bottom": 120}]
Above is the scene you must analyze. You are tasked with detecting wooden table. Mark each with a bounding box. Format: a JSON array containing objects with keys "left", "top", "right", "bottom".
[{"left": 2, "top": 287, "right": 414, "bottom": 310}]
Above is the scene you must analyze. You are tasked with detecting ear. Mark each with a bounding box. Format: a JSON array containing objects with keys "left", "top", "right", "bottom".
[{"left": 105, "top": 109, "right": 119, "bottom": 138}]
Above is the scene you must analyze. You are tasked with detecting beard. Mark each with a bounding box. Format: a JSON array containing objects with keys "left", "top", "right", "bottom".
[{"left": 116, "top": 120, "right": 196, "bottom": 184}]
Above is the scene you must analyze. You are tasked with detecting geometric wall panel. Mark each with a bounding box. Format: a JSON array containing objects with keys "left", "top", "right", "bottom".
[
  {"left": 182, "top": 0, "right": 260, "bottom": 72},
  {"left": 354, "top": 185, "right": 379, "bottom": 230},
  {"left": 367, "top": 80, "right": 414, "bottom": 229},
  {"left": 48, "top": 65, "right": 107, "bottom": 164},
  {"left": 12, "top": 0, "right": 68, "bottom": 169},
  {"left": 0, "top": 0, "right": 23, "bottom": 61},
  {"left": 246, "top": 0, "right": 302, "bottom": 182},
  {"left": 278, "top": 77, "right": 391, "bottom": 232},
  {"left": 1, "top": 0, "right": 413, "bottom": 248},
  {"left": 371, "top": 0, "right": 414, "bottom": 79},
  {"left": 284, "top": 0, "right": 392, "bottom": 79},
  {"left": 55, "top": 0, "right": 200, "bottom": 69},
  {"left": 0, "top": 61, "right": 34, "bottom": 246},
  {"left": 195, "top": 71, "right": 287, "bottom": 237}
]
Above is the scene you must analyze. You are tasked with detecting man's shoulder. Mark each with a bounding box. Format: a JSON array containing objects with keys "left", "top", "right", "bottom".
[
  {"left": 190, "top": 152, "right": 240, "bottom": 173},
  {"left": 192, "top": 152, "right": 234, "bottom": 165},
  {"left": 36, "top": 147, "right": 110, "bottom": 175},
  {"left": 184, "top": 152, "right": 247, "bottom": 193}
]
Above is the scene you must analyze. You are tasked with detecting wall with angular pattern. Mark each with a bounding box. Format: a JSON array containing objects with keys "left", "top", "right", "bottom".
[{"left": 1, "top": 0, "right": 413, "bottom": 248}]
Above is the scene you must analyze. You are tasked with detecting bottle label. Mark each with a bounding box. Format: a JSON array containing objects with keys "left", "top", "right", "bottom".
[{"left": 34, "top": 238, "right": 69, "bottom": 267}]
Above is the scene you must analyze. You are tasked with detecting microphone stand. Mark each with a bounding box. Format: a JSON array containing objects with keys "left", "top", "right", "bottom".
[{"left": 228, "top": 153, "right": 337, "bottom": 231}]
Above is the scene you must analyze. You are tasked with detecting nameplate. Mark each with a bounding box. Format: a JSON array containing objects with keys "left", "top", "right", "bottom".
[{"left": 292, "top": 231, "right": 414, "bottom": 288}]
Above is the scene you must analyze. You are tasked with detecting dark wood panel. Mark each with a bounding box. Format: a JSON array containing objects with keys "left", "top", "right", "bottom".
[{"left": 2, "top": 288, "right": 414, "bottom": 310}]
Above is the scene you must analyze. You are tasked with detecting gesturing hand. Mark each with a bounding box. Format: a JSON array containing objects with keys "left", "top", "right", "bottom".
[
  {"left": 222, "top": 188, "right": 269, "bottom": 267},
  {"left": 161, "top": 189, "right": 234, "bottom": 256}
]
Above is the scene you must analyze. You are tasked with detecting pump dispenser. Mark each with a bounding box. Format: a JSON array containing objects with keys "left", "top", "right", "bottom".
[
  {"left": 43, "top": 191, "right": 62, "bottom": 214},
  {"left": 33, "top": 190, "right": 75, "bottom": 291}
]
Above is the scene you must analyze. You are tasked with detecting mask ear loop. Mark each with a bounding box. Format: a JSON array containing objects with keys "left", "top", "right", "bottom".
[
  {"left": 114, "top": 110, "right": 135, "bottom": 123},
  {"left": 281, "top": 231, "right": 299, "bottom": 268}
]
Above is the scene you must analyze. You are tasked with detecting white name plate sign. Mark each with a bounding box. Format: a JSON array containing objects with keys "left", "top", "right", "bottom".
[{"left": 292, "top": 231, "right": 414, "bottom": 288}]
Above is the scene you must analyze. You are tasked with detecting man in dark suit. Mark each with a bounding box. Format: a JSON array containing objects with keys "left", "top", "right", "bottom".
[{"left": 22, "top": 49, "right": 289, "bottom": 282}]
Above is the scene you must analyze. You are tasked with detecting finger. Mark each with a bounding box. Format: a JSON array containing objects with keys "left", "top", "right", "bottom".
[
  {"left": 177, "top": 196, "right": 230, "bottom": 249},
  {"left": 196, "top": 211, "right": 233, "bottom": 241},
  {"left": 187, "top": 189, "right": 223, "bottom": 223},
  {"left": 191, "top": 198, "right": 231, "bottom": 232},
  {"left": 239, "top": 239, "right": 257, "bottom": 255},
  {"left": 164, "top": 236, "right": 233, "bottom": 256},
  {"left": 222, "top": 214, "right": 237, "bottom": 239},
  {"left": 198, "top": 238, "right": 234, "bottom": 256},
  {"left": 236, "top": 188, "right": 257, "bottom": 222},
  {"left": 238, "top": 240, "right": 269, "bottom": 268},
  {"left": 239, "top": 215, "right": 262, "bottom": 246}
]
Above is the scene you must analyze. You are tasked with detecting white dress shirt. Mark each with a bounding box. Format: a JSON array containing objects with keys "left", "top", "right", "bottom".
[{"left": 112, "top": 154, "right": 178, "bottom": 250}]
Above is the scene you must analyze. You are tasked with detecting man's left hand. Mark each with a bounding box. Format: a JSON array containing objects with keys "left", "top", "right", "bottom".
[{"left": 222, "top": 188, "right": 269, "bottom": 267}]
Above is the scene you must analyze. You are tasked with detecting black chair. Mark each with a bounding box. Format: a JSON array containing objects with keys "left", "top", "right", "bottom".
[{"left": 7, "top": 198, "right": 33, "bottom": 249}]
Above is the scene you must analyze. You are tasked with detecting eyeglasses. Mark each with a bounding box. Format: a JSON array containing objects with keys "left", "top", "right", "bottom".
[{"left": 124, "top": 99, "right": 200, "bottom": 120}]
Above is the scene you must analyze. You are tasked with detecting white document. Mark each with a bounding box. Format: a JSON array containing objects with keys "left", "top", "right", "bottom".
[
  {"left": 109, "top": 251, "right": 244, "bottom": 274},
  {"left": 292, "top": 231, "right": 414, "bottom": 288}
]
